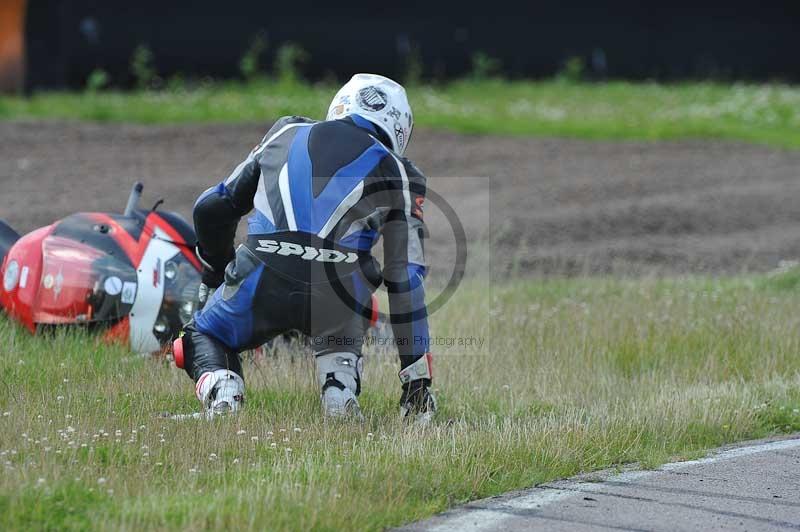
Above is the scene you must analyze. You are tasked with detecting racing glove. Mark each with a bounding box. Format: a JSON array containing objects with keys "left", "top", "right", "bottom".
[{"left": 195, "top": 246, "right": 234, "bottom": 306}]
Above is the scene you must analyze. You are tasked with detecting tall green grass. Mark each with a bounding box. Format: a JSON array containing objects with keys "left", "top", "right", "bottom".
[
  {"left": 0, "top": 275, "right": 799, "bottom": 530},
  {"left": 2, "top": 80, "right": 800, "bottom": 147}
]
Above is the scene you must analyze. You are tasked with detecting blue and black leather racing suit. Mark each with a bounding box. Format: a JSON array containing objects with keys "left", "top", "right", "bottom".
[{"left": 180, "top": 115, "right": 431, "bottom": 393}]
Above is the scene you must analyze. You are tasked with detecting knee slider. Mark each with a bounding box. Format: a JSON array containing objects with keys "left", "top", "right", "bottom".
[
  {"left": 316, "top": 352, "right": 362, "bottom": 396},
  {"left": 173, "top": 336, "right": 185, "bottom": 368}
]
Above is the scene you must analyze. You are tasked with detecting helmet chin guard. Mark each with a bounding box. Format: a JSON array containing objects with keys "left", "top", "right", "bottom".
[{"left": 326, "top": 73, "right": 414, "bottom": 155}]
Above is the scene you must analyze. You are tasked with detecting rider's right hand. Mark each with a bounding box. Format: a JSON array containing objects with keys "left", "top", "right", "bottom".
[{"left": 195, "top": 245, "right": 231, "bottom": 307}]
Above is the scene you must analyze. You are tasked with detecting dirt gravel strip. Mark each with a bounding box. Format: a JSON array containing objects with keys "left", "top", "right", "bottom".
[
  {"left": 398, "top": 435, "right": 800, "bottom": 532},
  {"left": 4, "top": 121, "right": 800, "bottom": 276}
]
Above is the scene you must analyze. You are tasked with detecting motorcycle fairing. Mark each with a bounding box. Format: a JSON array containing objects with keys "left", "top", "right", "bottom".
[{"left": 0, "top": 209, "right": 201, "bottom": 353}]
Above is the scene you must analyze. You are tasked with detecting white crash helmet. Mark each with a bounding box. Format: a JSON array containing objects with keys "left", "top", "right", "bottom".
[{"left": 326, "top": 73, "right": 414, "bottom": 155}]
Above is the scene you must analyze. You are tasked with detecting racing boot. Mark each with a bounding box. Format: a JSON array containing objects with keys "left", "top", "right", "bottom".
[
  {"left": 316, "top": 352, "right": 364, "bottom": 420},
  {"left": 195, "top": 369, "right": 245, "bottom": 418},
  {"left": 398, "top": 354, "right": 437, "bottom": 425}
]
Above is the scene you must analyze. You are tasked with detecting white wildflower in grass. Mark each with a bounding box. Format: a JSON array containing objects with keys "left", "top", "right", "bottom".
[
  {"left": 189, "top": 468, "right": 198, "bottom": 474},
  {"left": 56, "top": 396, "right": 64, "bottom": 402},
  {"left": 282, "top": 437, "right": 289, "bottom": 443},
  {"left": 250, "top": 436, "right": 258, "bottom": 442},
  {"left": 293, "top": 427, "right": 301, "bottom": 433},
  {"left": 2, "top": 412, "right": 9, "bottom": 417},
  {"left": 97, "top": 477, "right": 107, "bottom": 485},
  {"left": 236, "top": 429, "right": 247, "bottom": 436},
  {"left": 366, "top": 433, "right": 374, "bottom": 441},
  {"left": 270, "top": 442, "right": 277, "bottom": 449},
  {"left": 209, "top": 453, "right": 218, "bottom": 461},
  {"left": 232, "top": 458, "right": 240, "bottom": 465}
]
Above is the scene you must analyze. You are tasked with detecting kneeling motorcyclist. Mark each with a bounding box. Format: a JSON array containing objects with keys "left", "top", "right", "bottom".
[{"left": 176, "top": 73, "right": 436, "bottom": 422}]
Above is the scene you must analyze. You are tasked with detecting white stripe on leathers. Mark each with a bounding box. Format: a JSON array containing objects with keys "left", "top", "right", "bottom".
[
  {"left": 278, "top": 162, "right": 297, "bottom": 231},
  {"left": 316, "top": 181, "right": 365, "bottom": 238}
]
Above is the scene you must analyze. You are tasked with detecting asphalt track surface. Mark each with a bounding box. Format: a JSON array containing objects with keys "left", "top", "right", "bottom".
[
  {"left": 3, "top": 121, "right": 800, "bottom": 276},
  {"left": 400, "top": 436, "right": 800, "bottom": 532}
]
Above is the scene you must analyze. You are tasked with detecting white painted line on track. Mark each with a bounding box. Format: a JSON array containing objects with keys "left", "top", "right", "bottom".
[{"left": 421, "top": 437, "right": 800, "bottom": 532}]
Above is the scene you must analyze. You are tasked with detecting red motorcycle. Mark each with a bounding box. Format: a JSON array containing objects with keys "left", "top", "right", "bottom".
[{"left": 0, "top": 183, "right": 202, "bottom": 354}]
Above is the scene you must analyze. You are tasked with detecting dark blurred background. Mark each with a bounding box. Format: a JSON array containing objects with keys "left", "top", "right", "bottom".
[{"left": 1, "top": 0, "right": 799, "bottom": 92}]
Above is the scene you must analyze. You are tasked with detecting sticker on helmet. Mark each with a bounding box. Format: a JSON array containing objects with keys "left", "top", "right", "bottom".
[
  {"left": 394, "top": 122, "right": 406, "bottom": 150},
  {"left": 357, "top": 86, "right": 388, "bottom": 112}
]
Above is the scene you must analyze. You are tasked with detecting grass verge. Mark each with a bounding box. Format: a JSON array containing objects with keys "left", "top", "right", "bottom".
[
  {"left": 2, "top": 80, "right": 800, "bottom": 147},
  {"left": 0, "top": 275, "right": 799, "bottom": 530}
]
